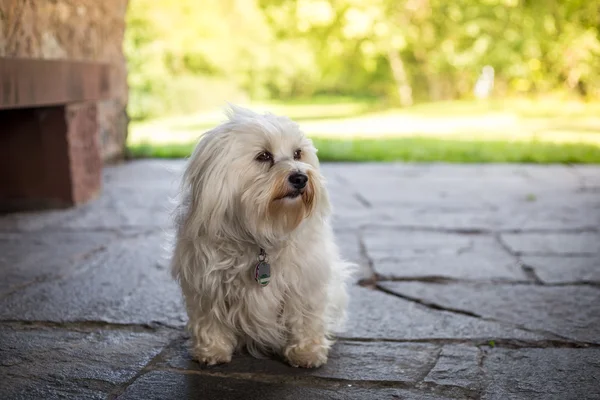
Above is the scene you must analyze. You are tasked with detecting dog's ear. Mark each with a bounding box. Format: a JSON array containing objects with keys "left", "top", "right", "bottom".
[{"left": 181, "top": 130, "right": 235, "bottom": 238}]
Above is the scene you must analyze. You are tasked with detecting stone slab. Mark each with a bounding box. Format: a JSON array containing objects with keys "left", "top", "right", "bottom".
[
  {"left": 324, "top": 163, "right": 599, "bottom": 232},
  {"left": 385, "top": 212, "right": 594, "bottom": 234},
  {"left": 521, "top": 256, "right": 600, "bottom": 284},
  {"left": 424, "top": 345, "right": 481, "bottom": 392},
  {"left": 349, "top": 179, "right": 493, "bottom": 210},
  {"left": 0, "top": 326, "right": 174, "bottom": 399},
  {"left": 118, "top": 370, "right": 459, "bottom": 400},
  {"left": 157, "top": 337, "right": 439, "bottom": 384},
  {"left": 365, "top": 233, "right": 524, "bottom": 281},
  {"left": 0, "top": 231, "right": 114, "bottom": 294},
  {"left": 344, "top": 286, "right": 548, "bottom": 341},
  {"left": 482, "top": 348, "right": 600, "bottom": 400},
  {"left": 333, "top": 230, "right": 363, "bottom": 265},
  {"left": 0, "top": 160, "right": 183, "bottom": 232},
  {"left": 329, "top": 164, "right": 583, "bottom": 209},
  {"left": 322, "top": 172, "right": 372, "bottom": 210},
  {"left": 325, "top": 163, "right": 580, "bottom": 187},
  {"left": 0, "top": 232, "right": 186, "bottom": 327},
  {"left": 456, "top": 205, "right": 594, "bottom": 232},
  {"left": 380, "top": 282, "right": 600, "bottom": 344},
  {"left": 362, "top": 230, "right": 477, "bottom": 260},
  {"left": 1, "top": 161, "right": 599, "bottom": 400},
  {"left": 42, "top": 183, "right": 175, "bottom": 230},
  {"left": 0, "top": 207, "right": 80, "bottom": 233},
  {"left": 330, "top": 207, "right": 396, "bottom": 231},
  {"left": 352, "top": 204, "right": 600, "bottom": 232},
  {"left": 2, "top": 161, "right": 596, "bottom": 233},
  {"left": 333, "top": 230, "right": 374, "bottom": 281},
  {"left": 573, "top": 165, "right": 600, "bottom": 189},
  {"left": 500, "top": 232, "right": 600, "bottom": 256}
]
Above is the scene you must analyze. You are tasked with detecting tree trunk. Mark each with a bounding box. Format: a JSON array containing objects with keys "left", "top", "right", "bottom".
[{"left": 387, "top": 49, "right": 413, "bottom": 107}]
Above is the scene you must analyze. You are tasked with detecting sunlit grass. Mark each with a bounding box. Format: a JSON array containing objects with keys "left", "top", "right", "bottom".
[
  {"left": 127, "top": 97, "right": 600, "bottom": 163},
  {"left": 129, "top": 138, "right": 600, "bottom": 163}
]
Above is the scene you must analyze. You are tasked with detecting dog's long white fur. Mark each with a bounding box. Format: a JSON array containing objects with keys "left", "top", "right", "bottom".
[{"left": 170, "top": 105, "right": 354, "bottom": 368}]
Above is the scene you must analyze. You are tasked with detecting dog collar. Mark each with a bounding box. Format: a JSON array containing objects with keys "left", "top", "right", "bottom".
[{"left": 254, "top": 248, "right": 271, "bottom": 287}]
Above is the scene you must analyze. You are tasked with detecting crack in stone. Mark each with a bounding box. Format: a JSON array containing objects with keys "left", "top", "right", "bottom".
[
  {"left": 378, "top": 275, "right": 469, "bottom": 284},
  {"left": 418, "top": 381, "right": 481, "bottom": 399},
  {"left": 3, "top": 226, "right": 167, "bottom": 237},
  {"left": 372, "top": 284, "right": 582, "bottom": 343},
  {"left": 0, "top": 243, "right": 110, "bottom": 301},
  {"left": 544, "top": 281, "right": 600, "bottom": 288},
  {"left": 0, "top": 228, "right": 172, "bottom": 299},
  {"left": 476, "top": 346, "right": 487, "bottom": 370},
  {"left": 363, "top": 225, "right": 492, "bottom": 235},
  {"left": 3, "top": 371, "right": 117, "bottom": 395},
  {"left": 0, "top": 277, "right": 50, "bottom": 301},
  {"left": 375, "top": 283, "right": 482, "bottom": 318},
  {"left": 107, "top": 336, "right": 181, "bottom": 400},
  {"left": 145, "top": 365, "right": 480, "bottom": 398},
  {"left": 70, "top": 377, "right": 117, "bottom": 393},
  {"left": 333, "top": 172, "right": 351, "bottom": 186},
  {"left": 493, "top": 233, "right": 517, "bottom": 257},
  {"left": 353, "top": 193, "right": 372, "bottom": 208},
  {"left": 515, "top": 251, "right": 599, "bottom": 258},
  {"left": 520, "top": 262, "right": 544, "bottom": 284},
  {"left": 356, "top": 257, "right": 600, "bottom": 342},
  {"left": 456, "top": 239, "right": 474, "bottom": 255},
  {"left": 566, "top": 165, "right": 589, "bottom": 191},
  {"left": 332, "top": 172, "right": 372, "bottom": 209},
  {"left": 335, "top": 337, "right": 597, "bottom": 349},
  {"left": 494, "top": 231, "right": 598, "bottom": 258},
  {"left": 371, "top": 275, "right": 600, "bottom": 288},
  {"left": 373, "top": 275, "right": 532, "bottom": 285},
  {"left": 72, "top": 244, "right": 109, "bottom": 261},
  {"left": 494, "top": 233, "right": 535, "bottom": 281},
  {"left": 356, "top": 233, "right": 381, "bottom": 287},
  {"left": 0, "top": 320, "right": 182, "bottom": 333},
  {"left": 418, "top": 346, "right": 443, "bottom": 382},
  {"left": 360, "top": 225, "right": 599, "bottom": 234},
  {"left": 579, "top": 186, "right": 600, "bottom": 193},
  {"left": 146, "top": 365, "right": 482, "bottom": 399},
  {"left": 148, "top": 366, "right": 415, "bottom": 390},
  {"left": 475, "top": 346, "right": 488, "bottom": 398}
]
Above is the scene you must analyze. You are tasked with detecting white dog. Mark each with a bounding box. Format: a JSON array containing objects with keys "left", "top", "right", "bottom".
[{"left": 170, "top": 105, "right": 354, "bottom": 368}]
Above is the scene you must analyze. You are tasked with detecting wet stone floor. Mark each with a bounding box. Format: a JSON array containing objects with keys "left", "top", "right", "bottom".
[{"left": 1, "top": 160, "right": 599, "bottom": 399}]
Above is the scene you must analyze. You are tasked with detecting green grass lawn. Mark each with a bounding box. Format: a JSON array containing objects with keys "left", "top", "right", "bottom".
[{"left": 127, "top": 97, "right": 600, "bottom": 163}]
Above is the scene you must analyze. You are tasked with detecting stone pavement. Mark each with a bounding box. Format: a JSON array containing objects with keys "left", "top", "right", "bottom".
[{"left": 1, "top": 160, "right": 599, "bottom": 400}]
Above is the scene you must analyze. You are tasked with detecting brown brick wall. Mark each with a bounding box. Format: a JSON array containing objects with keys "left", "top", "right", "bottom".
[
  {"left": 0, "top": 0, "right": 129, "bottom": 161},
  {"left": 0, "top": 104, "right": 102, "bottom": 211}
]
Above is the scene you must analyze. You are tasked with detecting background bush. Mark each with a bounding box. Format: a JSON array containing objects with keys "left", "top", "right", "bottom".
[{"left": 125, "top": 0, "right": 600, "bottom": 121}]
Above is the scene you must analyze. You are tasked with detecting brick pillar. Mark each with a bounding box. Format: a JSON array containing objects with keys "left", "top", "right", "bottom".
[{"left": 0, "top": 103, "right": 102, "bottom": 212}]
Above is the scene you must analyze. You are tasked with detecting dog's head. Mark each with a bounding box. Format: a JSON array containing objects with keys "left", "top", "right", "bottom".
[{"left": 181, "top": 105, "right": 330, "bottom": 246}]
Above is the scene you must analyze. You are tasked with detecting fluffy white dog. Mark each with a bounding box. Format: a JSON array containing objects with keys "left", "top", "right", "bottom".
[{"left": 170, "top": 105, "right": 354, "bottom": 368}]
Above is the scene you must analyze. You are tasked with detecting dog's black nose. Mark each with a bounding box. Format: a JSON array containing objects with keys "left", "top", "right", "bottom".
[{"left": 288, "top": 172, "right": 308, "bottom": 189}]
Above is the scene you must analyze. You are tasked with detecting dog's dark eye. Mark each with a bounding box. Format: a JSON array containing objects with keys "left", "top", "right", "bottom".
[
  {"left": 293, "top": 149, "right": 302, "bottom": 160},
  {"left": 256, "top": 151, "right": 273, "bottom": 163}
]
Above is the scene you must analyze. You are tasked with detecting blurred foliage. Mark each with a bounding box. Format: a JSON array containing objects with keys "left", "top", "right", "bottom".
[{"left": 125, "top": 0, "right": 600, "bottom": 120}]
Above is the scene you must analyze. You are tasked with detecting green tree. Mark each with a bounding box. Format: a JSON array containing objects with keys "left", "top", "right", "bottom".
[{"left": 125, "top": 0, "right": 600, "bottom": 120}]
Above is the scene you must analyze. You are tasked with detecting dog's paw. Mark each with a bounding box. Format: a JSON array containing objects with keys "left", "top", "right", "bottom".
[
  {"left": 193, "top": 347, "right": 233, "bottom": 366},
  {"left": 284, "top": 339, "right": 329, "bottom": 368}
]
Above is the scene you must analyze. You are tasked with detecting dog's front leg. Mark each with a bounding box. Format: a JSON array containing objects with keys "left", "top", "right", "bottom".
[
  {"left": 188, "top": 311, "right": 237, "bottom": 366},
  {"left": 283, "top": 299, "right": 331, "bottom": 368}
]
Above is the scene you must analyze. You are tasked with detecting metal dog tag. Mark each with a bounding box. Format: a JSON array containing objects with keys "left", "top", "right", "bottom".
[{"left": 254, "top": 261, "right": 271, "bottom": 287}]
